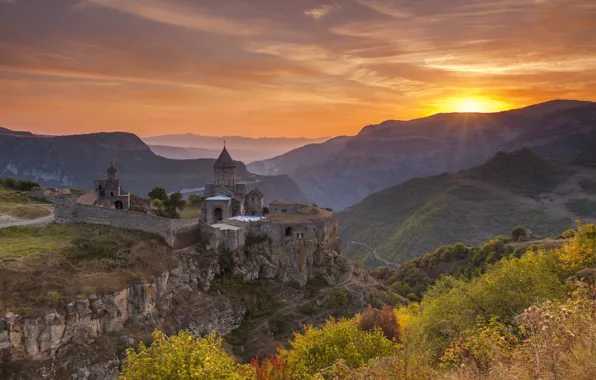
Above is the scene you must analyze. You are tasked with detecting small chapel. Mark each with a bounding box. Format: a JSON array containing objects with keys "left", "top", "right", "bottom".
[
  {"left": 201, "top": 145, "right": 264, "bottom": 224},
  {"left": 91, "top": 164, "right": 130, "bottom": 210}
]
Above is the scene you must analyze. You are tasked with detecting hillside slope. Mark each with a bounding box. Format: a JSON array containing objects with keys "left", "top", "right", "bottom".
[
  {"left": 249, "top": 100, "right": 595, "bottom": 210},
  {"left": 0, "top": 131, "right": 306, "bottom": 203},
  {"left": 340, "top": 150, "right": 596, "bottom": 265}
]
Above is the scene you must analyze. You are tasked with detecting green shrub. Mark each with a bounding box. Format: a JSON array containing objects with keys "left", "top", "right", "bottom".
[
  {"left": 328, "top": 287, "right": 349, "bottom": 309},
  {"left": 0, "top": 177, "right": 40, "bottom": 191},
  {"left": 511, "top": 226, "right": 527, "bottom": 241},
  {"left": 299, "top": 301, "right": 320, "bottom": 315},
  {"left": 419, "top": 250, "right": 565, "bottom": 350},
  {"left": 268, "top": 314, "right": 288, "bottom": 337}
]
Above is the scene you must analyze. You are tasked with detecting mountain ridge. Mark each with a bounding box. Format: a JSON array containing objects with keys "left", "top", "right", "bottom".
[
  {"left": 249, "top": 99, "right": 596, "bottom": 210},
  {"left": 0, "top": 129, "right": 306, "bottom": 203}
]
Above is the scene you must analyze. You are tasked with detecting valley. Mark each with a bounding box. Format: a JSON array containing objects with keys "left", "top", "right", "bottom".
[{"left": 340, "top": 150, "right": 596, "bottom": 265}]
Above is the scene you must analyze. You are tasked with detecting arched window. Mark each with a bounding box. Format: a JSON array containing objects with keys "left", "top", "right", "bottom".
[
  {"left": 285, "top": 227, "right": 293, "bottom": 237},
  {"left": 115, "top": 200, "right": 123, "bottom": 209}
]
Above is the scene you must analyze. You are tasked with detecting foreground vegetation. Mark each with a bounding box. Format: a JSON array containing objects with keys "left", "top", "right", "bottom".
[{"left": 121, "top": 223, "right": 596, "bottom": 379}]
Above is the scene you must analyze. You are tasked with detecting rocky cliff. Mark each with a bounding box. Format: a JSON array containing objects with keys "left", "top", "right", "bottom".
[{"left": 1, "top": 228, "right": 389, "bottom": 379}]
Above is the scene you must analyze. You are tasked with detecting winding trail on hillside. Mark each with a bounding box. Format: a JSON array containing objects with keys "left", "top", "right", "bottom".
[
  {"left": 349, "top": 240, "right": 398, "bottom": 267},
  {"left": 0, "top": 209, "right": 54, "bottom": 229}
]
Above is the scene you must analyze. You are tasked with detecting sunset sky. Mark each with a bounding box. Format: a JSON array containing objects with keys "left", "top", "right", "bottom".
[{"left": 1, "top": 0, "right": 595, "bottom": 138}]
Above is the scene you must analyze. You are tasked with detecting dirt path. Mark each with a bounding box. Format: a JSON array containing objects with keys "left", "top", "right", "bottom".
[
  {"left": 349, "top": 240, "right": 398, "bottom": 267},
  {"left": 0, "top": 209, "right": 54, "bottom": 229}
]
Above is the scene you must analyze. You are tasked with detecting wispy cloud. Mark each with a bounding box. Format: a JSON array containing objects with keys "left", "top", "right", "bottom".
[
  {"left": 75, "top": 0, "right": 267, "bottom": 36},
  {"left": 304, "top": 4, "right": 341, "bottom": 20}
]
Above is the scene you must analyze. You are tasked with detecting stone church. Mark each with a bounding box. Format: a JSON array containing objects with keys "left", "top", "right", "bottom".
[
  {"left": 201, "top": 146, "right": 264, "bottom": 224},
  {"left": 91, "top": 164, "right": 130, "bottom": 210}
]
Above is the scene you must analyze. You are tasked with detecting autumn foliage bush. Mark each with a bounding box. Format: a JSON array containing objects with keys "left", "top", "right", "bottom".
[
  {"left": 251, "top": 355, "right": 288, "bottom": 380},
  {"left": 356, "top": 305, "right": 400, "bottom": 341}
]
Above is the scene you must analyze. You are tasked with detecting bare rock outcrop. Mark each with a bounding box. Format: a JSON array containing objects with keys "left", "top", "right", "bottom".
[{"left": 2, "top": 230, "right": 368, "bottom": 379}]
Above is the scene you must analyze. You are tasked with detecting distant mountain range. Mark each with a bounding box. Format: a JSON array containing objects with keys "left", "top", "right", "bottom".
[
  {"left": 0, "top": 130, "right": 306, "bottom": 203},
  {"left": 340, "top": 149, "right": 596, "bottom": 265},
  {"left": 249, "top": 100, "right": 596, "bottom": 210},
  {"left": 143, "top": 134, "right": 329, "bottom": 163}
]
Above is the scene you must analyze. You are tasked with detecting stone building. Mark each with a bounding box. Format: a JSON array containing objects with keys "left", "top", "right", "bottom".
[
  {"left": 269, "top": 201, "right": 308, "bottom": 214},
  {"left": 86, "top": 164, "right": 130, "bottom": 209},
  {"left": 201, "top": 146, "right": 264, "bottom": 224}
]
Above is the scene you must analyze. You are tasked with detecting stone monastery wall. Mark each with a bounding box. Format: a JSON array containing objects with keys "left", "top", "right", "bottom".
[
  {"left": 248, "top": 217, "right": 339, "bottom": 244},
  {"left": 54, "top": 194, "right": 200, "bottom": 248}
]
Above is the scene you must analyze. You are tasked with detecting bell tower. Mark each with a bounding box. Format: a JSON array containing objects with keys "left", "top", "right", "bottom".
[{"left": 214, "top": 143, "right": 236, "bottom": 187}]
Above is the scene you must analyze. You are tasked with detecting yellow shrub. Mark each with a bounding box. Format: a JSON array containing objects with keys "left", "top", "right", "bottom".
[
  {"left": 558, "top": 223, "right": 596, "bottom": 273},
  {"left": 280, "top": 318, "right": 397, "bottom": 379},
  {"left": 120, "top": 330, "right": 254, "bottom": 380}
]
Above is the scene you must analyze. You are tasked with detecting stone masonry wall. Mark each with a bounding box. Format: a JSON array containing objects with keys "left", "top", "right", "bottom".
[
  {"left": 199, "top": 220, "right": 245, "bottom": 251},
  {"left": 54, "top": 194, "right": 200, "bottom": 248}
]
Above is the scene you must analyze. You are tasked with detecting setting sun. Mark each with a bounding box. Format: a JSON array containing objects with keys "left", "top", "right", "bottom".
[{"left": 432, "top": 96, "right": 512, "bottom": 114}]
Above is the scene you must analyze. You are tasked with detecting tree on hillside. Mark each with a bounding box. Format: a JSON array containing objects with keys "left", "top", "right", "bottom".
[
  {"left": 150, "top": 190, "right": 186, "bottom": 219},
  {"left": 164, "top": 191, "right": 186, "bottom": 218},
  {"left": 511, "top": 226, "right": 527, "bottom": 241},
  {"left": 188, "top": 194, "right": 203, "bottom": 208},
  {"left": 148, "top": 187, "right": 168, "bottom": 201}
]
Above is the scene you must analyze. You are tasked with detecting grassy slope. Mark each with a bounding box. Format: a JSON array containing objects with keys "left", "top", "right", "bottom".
[
  {"left": 0, "top": 223, "right": 174, "bottom": 315},
  {"left": 340, "top": 150, "right": 575, "bottom": 264},
  {"left": 0, "top": 188, "right": 51, "bottom": 220}
]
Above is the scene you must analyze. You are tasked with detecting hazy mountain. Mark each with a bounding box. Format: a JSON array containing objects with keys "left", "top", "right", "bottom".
[
  {"left": 148, "top": 144, "right": 295, "bottom": 164},
  {"left": 0, "top": 126, "right": 35, "bottom": 137},
  {"left": 148, "top": 145, "right": 219, "bottom": 160},
  {"left": 249, "top": 100, "right": 595, "bottom": 210},
  {"left": 340, "top": 149, "right": 596, "bottom": 266},
  {"left": 0, "top": 129, "right": 306, "bottom": 203},
  {"left": 143, "top": 134, "right": 329, "bottom": 163}
]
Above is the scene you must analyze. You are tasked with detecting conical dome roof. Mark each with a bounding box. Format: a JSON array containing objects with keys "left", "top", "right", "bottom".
[
  {"left": 107, "top": 164, "right": 118, "bottom": 173},
  {"left": 214, "top": 146, "right": 236, "bottom": 168}
]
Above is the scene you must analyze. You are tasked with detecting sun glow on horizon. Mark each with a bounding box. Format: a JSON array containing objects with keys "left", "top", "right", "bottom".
[{"left": 433, "top": 96, "right": 512, "bottom": 114}]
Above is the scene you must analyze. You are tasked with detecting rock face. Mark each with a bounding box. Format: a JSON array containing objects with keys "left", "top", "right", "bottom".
[
  {"left": 233, "top": 237, "right": 344, "bottom": 286},
  {"left": 1, "top": 225, "right": 350, "bottom": 379}
]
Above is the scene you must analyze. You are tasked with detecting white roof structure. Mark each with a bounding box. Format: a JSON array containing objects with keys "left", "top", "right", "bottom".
[
  {"left": 206, "top": 194, "right": 232, "bottom": 201},
  {"left": 230, "top": 215, "right": 266, "bottom": 222}
]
